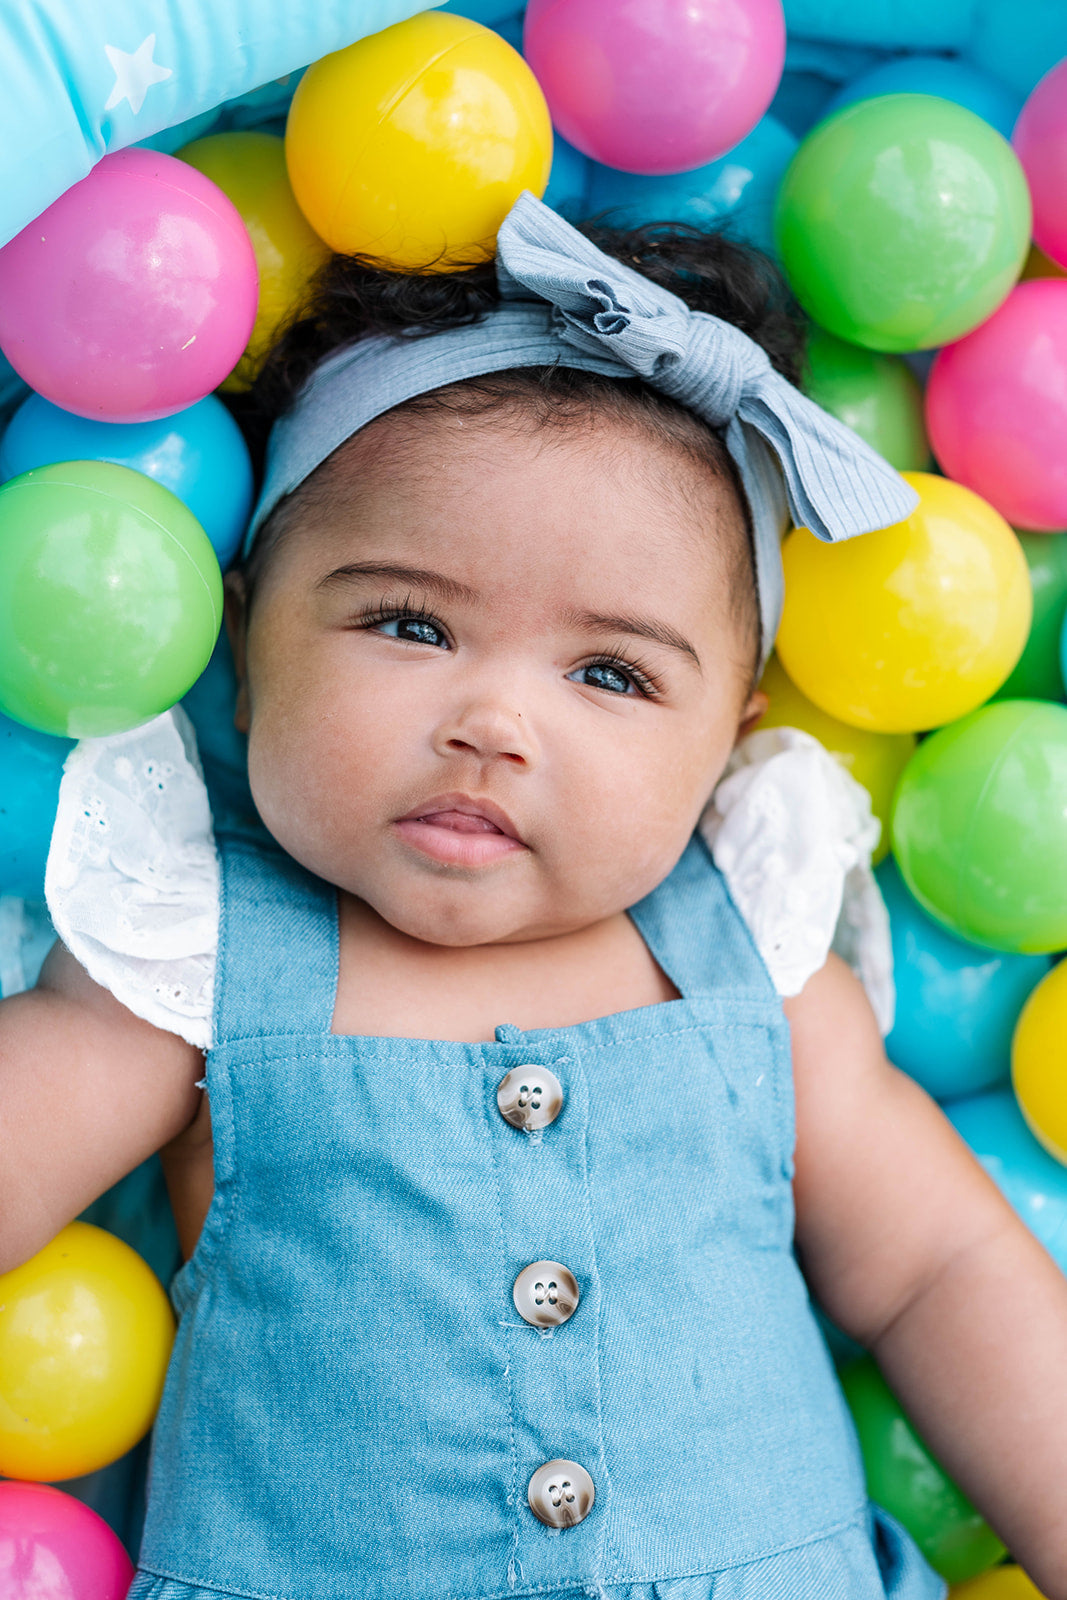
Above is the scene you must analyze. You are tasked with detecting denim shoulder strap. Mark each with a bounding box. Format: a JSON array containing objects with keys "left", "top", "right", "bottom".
[
  {"left": 627, "top": 828, "right": 778, "bottom": 1003},
  {"left": 211, "top": 821, "right": 339, "bottom": 1047}
]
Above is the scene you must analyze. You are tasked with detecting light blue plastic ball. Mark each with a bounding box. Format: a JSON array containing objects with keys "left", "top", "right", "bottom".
[
  {"left": 0, "top": 393, "right": 253, "bottom": 569},
  {"left": 585, "top": 115, "right": 798, "bottom": 258},
  {"left": 0, "top": 710, "right": 73, "bottom": 897},
  {"left": 878, "top": 857, "right": 1051, "bottom": 1101},
  {"left": 824, "top": 56, "right": 1023, "bottom": 141},
  {"left": 543, "top": 136, "right": 591, "bottom": 221},
  {"left": 944, "top": 1089, "right": 1067, "bottom": 1275}
]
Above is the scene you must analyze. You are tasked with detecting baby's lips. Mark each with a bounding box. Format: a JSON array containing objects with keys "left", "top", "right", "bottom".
[{"left": 396, "top": 791, "right": 524, "bottom": 842}]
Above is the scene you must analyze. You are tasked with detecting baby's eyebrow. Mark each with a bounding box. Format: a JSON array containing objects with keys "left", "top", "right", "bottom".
[
  {"left": 317, "top": 560, "right": 701, "bottom": 670},
  {"left": 560, "top": 606, "right": 702, "bottom": 671}
]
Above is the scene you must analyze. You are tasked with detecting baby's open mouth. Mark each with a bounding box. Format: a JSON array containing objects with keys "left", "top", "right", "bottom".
[{"left": 418, "top": 811, "right": 504, "bottom": 833}]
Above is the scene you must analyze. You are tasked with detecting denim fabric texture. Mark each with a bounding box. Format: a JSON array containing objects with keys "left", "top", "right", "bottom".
[{"left": 130, "top": 824, "right": 947, "bottom": 1600}]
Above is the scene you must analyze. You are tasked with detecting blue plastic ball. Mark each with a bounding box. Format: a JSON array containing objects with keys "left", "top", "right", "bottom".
[
  {"left": 0, "top": 710, "right": 72, "bottom": 896},
  {"left": 585, "top": 114, "right": 797, "bottom": 258},
  {"left": 824, "top": 57, "right": 1023, "bottom": 142},
  {"left": 944, "top": 1088, "right": 1067, "bottom": 1275},
  {"left": 543, "top": 136, "right": 591, "bottom": 221},
  {"left": 0, "top": 393, "right": 253, "bottom": 569},
  {"left": 878, "top": 857, "right": 1051, "bottom": 1101}
]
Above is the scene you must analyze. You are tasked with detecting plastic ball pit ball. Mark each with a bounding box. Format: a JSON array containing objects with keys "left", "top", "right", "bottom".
[
  {"left": 824, "top": 56, "right": 1022, "bottom": 142},
  {"left": 755, "top": 655, "right": 915, "bottom": 865},
  {"left": 0, "top": 711, "right": 72, "bottom": 896},
  {"left": 285, "top": 12, "right": 552, "bottom": 268},
  {"left": 877, "top": 858, "right": 1050, "bottom": 1102},
  {"left": 839, "top": 1355, "right": 1006, "bottom": 1583},
  {"left": 776, "top": 473, "right": 1031, "bottom": 734},
  {"left": 584, "top": 114, "right": 797, "bottom": 259},
  {"left": 890, "top": 700, "right": 1067, "bottom": 955},
  {"left": 0, "top": 392, "right": 254, "bottom": 569},
  {"left": 926, "top": 282, "right": 1067, "bottom": 531},
  {"left": 0, "top": 1481, "right": 134, "bottom": 1600},
  {"left": 524, "top": 0, "right": 785, "bottom": 177},
  {"left": 803, "top": 326, "right": 931, "bottom": 472},
  {"left": 0, "top": 459, "right": 223, "bottom": 738},
  {"left": 1012, "top": 960, "right": 1067, "bottom": 1167},
  {"left": 0, "top": 1221, "right": 175, "bottom": 1481},
  {"left": 1012, "top": 58, "right": 1067, "bottom": 272},
  {"left": 994, "top": 532, "right": 1067, "bottom": 703},
  {"left": 0, "top": 148, "right": 258, "bottom": 423},
  {"left": 951, "top": 1565, "right": 1050, "bottom": 1597},
  {"left": 179, "top": 131, "right": 330, "bottom": 392},
  {"left": 775, "top": 94, "right": 1031, "bottom": 352},
  {"left": 945, "top": 1089, "right": 1067, "bottom": 1280}
]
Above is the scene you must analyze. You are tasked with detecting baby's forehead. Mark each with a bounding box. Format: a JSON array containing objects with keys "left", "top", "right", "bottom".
[{"left": 296, "top": 412, "right": 739, "bottom": 570}]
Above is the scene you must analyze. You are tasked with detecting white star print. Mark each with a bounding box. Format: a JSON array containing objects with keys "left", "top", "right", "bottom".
[{"left": 103, "top": 34, "right": 172, "bottom": 116}]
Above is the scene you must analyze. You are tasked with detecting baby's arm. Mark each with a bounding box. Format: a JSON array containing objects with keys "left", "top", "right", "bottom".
[
  {"left": 0, "top": 940, "right": 204, "bottom": 1274},
  {"left": 788, "top": 954, "right": 1067, "bottom": 1599}
]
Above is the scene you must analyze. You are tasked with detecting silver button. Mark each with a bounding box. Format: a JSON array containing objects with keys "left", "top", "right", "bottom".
[
  {"left": 496, "top": 1065, "right": 564, "bottom": 1130},
  {"left": 512, "top": 1260, "right": 580, "bottom": 1327},
  {"left": 527, "top": 1459, "right": 595, "bottom": 1528}
]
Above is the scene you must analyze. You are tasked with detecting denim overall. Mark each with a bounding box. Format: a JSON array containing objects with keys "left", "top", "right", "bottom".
[{"left": 129, "top": 823, "right": 946, "bottom": 1600}]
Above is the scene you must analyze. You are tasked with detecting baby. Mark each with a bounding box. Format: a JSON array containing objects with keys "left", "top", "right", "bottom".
[{"left": 4, "top": 193, "right": 1067, "bottom": 1600}]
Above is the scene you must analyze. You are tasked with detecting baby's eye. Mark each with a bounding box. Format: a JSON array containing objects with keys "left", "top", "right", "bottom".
[
  {"left": 569, "top": 660, "right": 641, "bottom": 696},
  {"left": 371, "top": 614, "right": 448, "bottom": 648}
]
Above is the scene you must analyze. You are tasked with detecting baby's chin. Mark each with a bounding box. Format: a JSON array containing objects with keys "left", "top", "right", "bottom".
[{"left": 352, "top": 876, "right": 587, "bottom": 949}]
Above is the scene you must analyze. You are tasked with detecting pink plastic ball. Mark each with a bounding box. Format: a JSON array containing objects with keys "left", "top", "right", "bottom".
[
  {"left": 523, "top": 0, "right": 785, "bottom": 176},
  {"left": 0, "top": 149, "right": 258, "bottom": 423},
  {"left": 926, "top": 281, "right": 1067, "bottom": 531},
  {"left": 0, "top": 1481, "right": 134, "bottom": 1600},
  {"left": 1013, "top": 59, "right": 1067, "bottom": 271}
]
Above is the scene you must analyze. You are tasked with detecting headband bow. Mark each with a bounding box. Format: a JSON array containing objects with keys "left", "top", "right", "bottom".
[
  {"left": 247, "top": 192, "right": 919, "bottom": 664},
  {"left": 495, "top": 193, "right": 918, "bottom": 551}
]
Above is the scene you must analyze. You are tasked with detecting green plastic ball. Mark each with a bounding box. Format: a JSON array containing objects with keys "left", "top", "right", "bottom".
[
  {"left": 993, "top": 533, "right": 1067, "bottom": 703},
  {"left": 775, "top": 94, "right": 1031, "bottom": 352},
  {"left": 0, "top": 460, "right": 223, "bottom": 737},
  {"left": 839, "top": 1354, "right": 1006, "bottom": 1584},
  {"left": 890, "top": 699, "right": 1067, "bottom": 953},
  {"left": 803, "top": 325, "right": 931, "bottom": 471}
]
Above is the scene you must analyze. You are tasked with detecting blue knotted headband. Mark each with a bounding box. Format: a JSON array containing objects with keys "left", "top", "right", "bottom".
[{"left": 245, "top": 191, "right": 919, "bottom": 664}]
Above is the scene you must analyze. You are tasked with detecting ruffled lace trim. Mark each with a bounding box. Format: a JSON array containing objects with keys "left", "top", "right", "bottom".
[
  {"left": 45, "top": 706, "right": 218, "bottom": 1050},
  {"left": 44, "top": 713, "right": 893, "bottom": 1051},
  {"left": 699, "top": 726, "right": 894, "bottom": 1034}
]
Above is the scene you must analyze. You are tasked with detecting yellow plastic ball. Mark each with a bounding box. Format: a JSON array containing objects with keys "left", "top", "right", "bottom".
[
  {"left": 777, "top": 471, "right": 1032, "bottom": 733},
  {"left": 1012, "top": 958, "right": 1067, "bottom": 1166},
  {"left": 179, "top": 131, "right": 330, "bottom": 392},
  {"left": 285, "top": 11, "right": 553, "bottom": 268},
  {"left": 756, "top": 654, "right": 916, "bottom": 864},
  {"left": 0, "top": 1220, "right": 175, "bottom": 1481},
  {"left": 951, "top": 1566, "right": 1049, "bottom": 1597}
]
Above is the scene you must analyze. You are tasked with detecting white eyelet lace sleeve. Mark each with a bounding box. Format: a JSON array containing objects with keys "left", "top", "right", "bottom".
[
  {"left": 699, "top": 726, "right": 895, "bottom": 1035},
  {"left": 44, "top": 706, "right": 219, "bottom": 1050}
]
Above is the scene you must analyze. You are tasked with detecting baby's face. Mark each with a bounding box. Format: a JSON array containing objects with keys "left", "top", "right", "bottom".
[{"left": 229, "top": 415, "right": 766, "bottom": 946}]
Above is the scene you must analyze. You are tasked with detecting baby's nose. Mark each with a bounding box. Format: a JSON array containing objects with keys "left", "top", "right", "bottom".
[{"left": 433, "top": 696, "right": 539, "bottom": 767}]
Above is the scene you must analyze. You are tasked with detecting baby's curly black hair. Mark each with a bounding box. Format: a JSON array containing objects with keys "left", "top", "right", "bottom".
[{"left": 226, "top": 218, "right": 806, "bottom": 687}]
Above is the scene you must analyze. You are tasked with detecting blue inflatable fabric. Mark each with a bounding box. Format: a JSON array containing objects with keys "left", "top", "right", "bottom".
[{"left": 0, "top": 0, "right": 437, "bottom": 249}]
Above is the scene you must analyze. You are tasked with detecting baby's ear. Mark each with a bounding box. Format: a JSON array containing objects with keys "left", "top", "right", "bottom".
[
  {"left": 736, "top": 688, "right": 768, "bottom": 742},
  {"left": 223, "top": 573, "right": 251, "bottom": 735}
]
